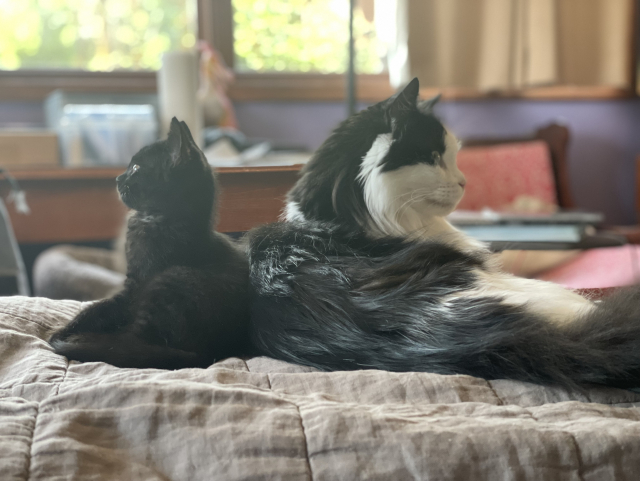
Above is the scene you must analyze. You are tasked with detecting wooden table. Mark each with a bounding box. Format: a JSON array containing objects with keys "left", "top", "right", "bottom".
[{"left": 2, "top": 166, "right": 303, "bottom": 244}]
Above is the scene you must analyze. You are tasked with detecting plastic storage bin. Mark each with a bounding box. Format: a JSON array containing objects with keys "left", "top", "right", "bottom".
[{"left": 45, "top": 91, "right": 159, "bottom": 167}]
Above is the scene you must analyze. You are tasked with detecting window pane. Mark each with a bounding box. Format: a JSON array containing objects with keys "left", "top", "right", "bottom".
[
  {"left": 232, "top": 0, "right": 386, "bottom": 74},
  {"left": 0, "top": 0, "right": 197, "bottom": 71}
]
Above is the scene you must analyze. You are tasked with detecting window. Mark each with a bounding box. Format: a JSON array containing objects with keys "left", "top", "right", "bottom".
[
  {"left": 0, "top": 0, "right": 392, "bottom": 101},
  {"left": 0, "top": 0, "right": 197, "bottom": 71},
  {"left": 221, "top": 0, "right": 392, "bottom": 101},
  {"left": 3, "top": 0, "right": 629, "bottom": 101},
  {"left": 232, "top": 0, "right": 386, "bottom": 75}
]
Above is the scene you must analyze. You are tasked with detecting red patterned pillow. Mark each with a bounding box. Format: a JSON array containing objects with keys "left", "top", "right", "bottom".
[{"left": 456, "top": 141, "right": 558, "bottom": 212}]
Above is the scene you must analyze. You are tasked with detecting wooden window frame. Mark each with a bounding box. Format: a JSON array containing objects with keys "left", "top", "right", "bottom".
[{"left": 0, "top": 0, "right": 637, "bottom": 102}]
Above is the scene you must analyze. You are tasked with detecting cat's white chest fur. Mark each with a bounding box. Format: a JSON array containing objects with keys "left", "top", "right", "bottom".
[
  {"left": 283, "top": 200, "right": 306, "bottom": 223},
  {"left": 358, "top": 131, "right": 481, "bottom": 251}
]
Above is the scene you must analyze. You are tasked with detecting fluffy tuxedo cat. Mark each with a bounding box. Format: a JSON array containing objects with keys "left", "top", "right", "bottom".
[
  {"left": 287, "top": 78, "right": 465, "bottom": 245},
  {"left": 50, "top": 118, "right": 250, "bottom": 369},
  {"left": 285, "top": 77, "right": 592, "bottom": 326},
  {"left": 248, "top": 221, "right": 640, "bottom": 387},
  {"left": 247, "top": 78, "right": 640, "bottom": 388}
]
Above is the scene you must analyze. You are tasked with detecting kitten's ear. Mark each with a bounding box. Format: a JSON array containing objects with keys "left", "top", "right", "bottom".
[
  {"left": 177, "top": 121, "right": 206, "bottom": 166},
  {"left": 178, "top": 121, "right": 197, "bottom": 146},
  {"left": 167, "top": 119, "right": 202, "bottom": 166},
  {"left": 418, "top": 93, "right": 442, "bottom": 113},
  {"left": 167, "top": 117, "right": 183, "bottom": 165},
  {"left": 388, "top": 77, "right": 420, "bottom": 120}
]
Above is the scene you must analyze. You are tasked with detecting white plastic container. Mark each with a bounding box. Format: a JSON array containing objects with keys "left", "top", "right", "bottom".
[
  {"left": 56, "top": 104, "right": 158, "bottom": 167},
  {"left": 157, "top": 50, "right": 203, "bottom": 147}
]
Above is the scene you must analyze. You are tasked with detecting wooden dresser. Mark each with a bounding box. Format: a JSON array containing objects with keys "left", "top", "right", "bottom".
[{"left": 2, "top": 165, "right": 303, "bottom": 244}]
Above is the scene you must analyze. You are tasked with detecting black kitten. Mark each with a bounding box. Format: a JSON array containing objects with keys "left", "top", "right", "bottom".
[{"left": 49, "top": 118, "right": 250, "bottom": 369}]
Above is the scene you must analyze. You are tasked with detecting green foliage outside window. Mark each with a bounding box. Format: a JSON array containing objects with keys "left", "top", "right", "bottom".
[
  {"left": 0, "top": 0, "right": 385, "bottom": 74},
  {"left": 233, "top": 0, "right": 386, "bottom": 74},
  {"left": 0, "top": 0, "right": 196, "bottom": 71}
]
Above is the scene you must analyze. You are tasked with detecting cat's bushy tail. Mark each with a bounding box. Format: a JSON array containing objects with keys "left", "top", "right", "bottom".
[
  {"left": 248, "top": 222, "right": 640, "bottom": 389},
  {"left": 558, "top": 287, "right": 640, "bottom": 387}
]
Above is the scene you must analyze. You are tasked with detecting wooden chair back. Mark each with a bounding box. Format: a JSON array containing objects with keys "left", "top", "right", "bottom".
[{"left": 462, "top": 123, "right": 574, "bottom": 209}]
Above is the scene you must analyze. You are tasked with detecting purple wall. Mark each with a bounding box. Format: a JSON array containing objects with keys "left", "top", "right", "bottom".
[
  {"left": 0, "top": 101, "right": 45, "bottom": 127},
  {"left": 439, "top": 100, "right": 640, "bottom": 226},
  {"left": 235, "top": 99, "right": 640, "bottom": 225},
  {"left": 2, "top": 98, "right": 639, "bottom": 224}
]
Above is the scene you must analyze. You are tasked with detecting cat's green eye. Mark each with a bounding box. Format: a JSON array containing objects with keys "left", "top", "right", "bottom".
[
  {"left": 431, "top": 152, "right": 442, "bottom": 164},
  {"left": 131, "top": 164, "right": 140, "bottom": 174}
]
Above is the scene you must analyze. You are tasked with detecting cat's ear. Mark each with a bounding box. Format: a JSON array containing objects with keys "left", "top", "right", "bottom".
[
  {"left": 177, "top": 121, "right": 207, "bottom": 166},
  {"left": 178, "top": 121, "right": 197, "bottom": 146},
  {"left": 166, "top": 117, "right": 183, "bottom": 165},
  {"left": 167, "top": 119, "right": 202, "bottom": 166},
  {"left": 418, "top": 93, "right": 442, "bottom": 113},
  {"left": 388, "top": 77, "right": 420, "bottom": 120}
]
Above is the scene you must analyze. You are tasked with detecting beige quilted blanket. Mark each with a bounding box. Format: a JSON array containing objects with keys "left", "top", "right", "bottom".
[{"left": 2, "top": 296, "right": 640, "bottom": 480}]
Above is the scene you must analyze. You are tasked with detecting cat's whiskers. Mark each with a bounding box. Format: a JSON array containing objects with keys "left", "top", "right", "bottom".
[
  {"left": 391, "top": 189, "right": 429, "bottom": 207},
  {"left": 392, "top": 190, "right": 432, "bottom": 222}
]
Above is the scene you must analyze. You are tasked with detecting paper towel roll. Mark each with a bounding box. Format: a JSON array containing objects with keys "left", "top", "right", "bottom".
[{"left": 157, "top": 50, "right": 203, "bottom": 147}]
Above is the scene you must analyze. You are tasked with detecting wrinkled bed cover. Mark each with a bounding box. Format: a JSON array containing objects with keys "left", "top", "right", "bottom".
[{"left": 1, "top": 297, "right": 640, "bottom": 481}]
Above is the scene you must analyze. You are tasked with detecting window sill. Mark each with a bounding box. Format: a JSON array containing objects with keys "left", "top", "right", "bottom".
[
  {"left": 229, "top": 73, "right": 394, "bottom": 101},
  {"left": 0, "top": 70, "right": 157, "bottom": 101},
  {"left": 425, "top": 85, "right": 636, "bottom": 101},
  {"left": 0, "top": 69, "right": 635, "bottom": 103}
]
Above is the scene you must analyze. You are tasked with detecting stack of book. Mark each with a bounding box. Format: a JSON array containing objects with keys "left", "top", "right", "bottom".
[{"left": 447, "top": 210, "right": 614, "bottom": 249}]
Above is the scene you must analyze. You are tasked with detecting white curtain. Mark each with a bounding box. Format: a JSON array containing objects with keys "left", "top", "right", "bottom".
[{"left": 379, "top": 0, "right": 633, "bottom": 90}]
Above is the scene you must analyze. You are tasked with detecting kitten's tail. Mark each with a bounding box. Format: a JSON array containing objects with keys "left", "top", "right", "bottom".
[{"left": 50, "top": 332, "right": 206, "bottom": 370}]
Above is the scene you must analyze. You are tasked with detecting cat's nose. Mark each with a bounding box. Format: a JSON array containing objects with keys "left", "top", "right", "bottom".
[
  {"left": 458, "top": 180, "right": 466, "bottom": 189},
  {"left": 116, "top": 173, "right": 126, "bottom": 184}
]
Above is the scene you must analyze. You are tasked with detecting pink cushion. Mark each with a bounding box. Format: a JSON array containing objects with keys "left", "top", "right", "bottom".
[
  {"left": 537, "top": 245, "right": 640, "bottom": 289},
  {"left": 456, "top": 141, "right": 558, "bottom": 211}
]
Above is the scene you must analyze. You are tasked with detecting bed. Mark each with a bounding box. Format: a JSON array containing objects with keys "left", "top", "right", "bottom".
[{"left": 2, "top": 295, "right": 640, "bottom": 480}]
